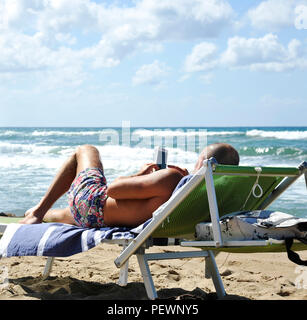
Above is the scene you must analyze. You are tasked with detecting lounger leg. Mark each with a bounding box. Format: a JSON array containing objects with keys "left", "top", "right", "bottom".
[
  {"left": 42, "top": 257, "right": 54, "bottom": 279},
  {"left": 118, "top": 260, "right": 129, "bottom": 286},
  {"left": 205, "top": 250, "right": 226, "bottom": 299},
  {"left": 136, "top": 250, "right": 157, "bottom": 300},
  {"left": 117, "top": 243, "right": 129, "bottom": 286},
  {"left": 205, "top": 251, "right": 219, "bottom": 279}
]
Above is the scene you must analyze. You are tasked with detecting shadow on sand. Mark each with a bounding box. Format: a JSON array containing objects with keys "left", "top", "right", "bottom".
[{"left": 6, "top": 275, "right": 250, "bottom": 300}]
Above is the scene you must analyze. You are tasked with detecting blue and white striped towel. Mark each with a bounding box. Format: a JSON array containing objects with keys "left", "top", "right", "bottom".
[{"left": 0, "top": 220, "right": 151, "bottom": 258}]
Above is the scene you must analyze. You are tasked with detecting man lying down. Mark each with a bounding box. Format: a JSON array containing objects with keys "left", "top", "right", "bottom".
[{"left": 20, "top": 143, "right": 239, "bottom": 228}]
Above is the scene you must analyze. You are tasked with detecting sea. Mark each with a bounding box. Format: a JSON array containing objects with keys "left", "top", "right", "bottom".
[{"left": 0, "top": 126, "right": 306, "bottom": 218}]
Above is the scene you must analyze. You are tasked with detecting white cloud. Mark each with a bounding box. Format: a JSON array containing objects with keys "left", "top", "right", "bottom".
[
  {"left": 132, "top": 60, "right": 169, "bottom": 86},
  {"left": 81, "top": 0, "right": 234, "bottom": 67},
  {"left": 247, "top": 0, "right": 307, "bottom": 31},
  {"left": 0, "top": 0, "right": 234, "bottom": 64},
  {"left": 183, "top": 34, "right": 307, "bottom": 75},
  {"left": 199, "top": 73, "right": 214, "bottom": 84},
  {"left": 0, "top": 0, "right": 235, "bottom": 87},
  {"left": 220, "top": 34, "right": 307, "bottom": 71},
  {"left": 54, "top": 33, "right": 77, "bottom": 45},
  {"left": 177, "top": 74, "right": 191, "bottom": 83},
  {"left": 184, "top": 42, "right": 218, "bottom": 73},
  {"left": 295, "top": 4, "right": 307, "bottom": 29},
  {"left": 0, "top": 32, "right": 51, "bottom": 72},
  {"left": 221, "top": 34, "right": 286, "bottom": 66},
  {"left": 137, "top": 0, "right": 235, "bottom": 40}
]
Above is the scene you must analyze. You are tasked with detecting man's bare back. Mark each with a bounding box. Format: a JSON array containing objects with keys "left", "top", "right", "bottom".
[{"left": 104, "top": 166, "right": 187, "bottom": 227}]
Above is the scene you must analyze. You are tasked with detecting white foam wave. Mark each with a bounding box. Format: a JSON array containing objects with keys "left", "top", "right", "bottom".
[
  {"left": 206, "top": 131, "right": 242, "bottom": 136},
  {"left": 246, "top": 129, "right": 307, "bottom": 140},
  {"left": 239, "top": 155, "right": 303, "bottom": 168},
  {"left": 0, "top": 144, "right": 152, "bottom": 179},
  {"left": 0, "top": 144, "right": 198, "bottom": 176},
  {"left": 95, "top": 145, "right": 197, "bottom": 172},
  {"left": 32, "top": 130, "right": 101, "bottom": 136},
  {"left": 0, "top": 142, "right": 72, "bottom": 155},
  {"left": 0, "top": 154, "right": 65, "bottom": 170},
  {"left": 134, "top": 129, "right": 242, "bottom": 137},
  {"left": 241, "top": 146, "right": 304, "bottom": 156},
  {"left": 0, "top": 129, "right": 101, "bottom": 138},
  {"left": 0, "top": 130, "right": 23, "bottom": 137},
  {"left": 0, "top": 142, "right": 31, "bottom": 153}
]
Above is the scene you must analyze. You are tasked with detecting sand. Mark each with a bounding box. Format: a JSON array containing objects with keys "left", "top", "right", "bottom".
[{"left": 0, "top": 243, "right": 307, "bottom": 300}]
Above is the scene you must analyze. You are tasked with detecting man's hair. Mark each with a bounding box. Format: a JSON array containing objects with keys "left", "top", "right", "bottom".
[{"left": 203, "top": 143, "right": 240, "bottom": 165}]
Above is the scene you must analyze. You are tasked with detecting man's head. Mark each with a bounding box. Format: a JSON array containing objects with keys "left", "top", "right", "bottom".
[{"left": 193, "top": 143, "right": 239, "bottom": 173}]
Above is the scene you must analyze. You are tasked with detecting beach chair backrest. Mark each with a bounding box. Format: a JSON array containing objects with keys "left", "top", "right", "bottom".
[
  {"left": 152, "top": 164, "right": 300, "bottom": 239},
  {"left": 115, "top": 161, "right": 305, "bottom": 269}
]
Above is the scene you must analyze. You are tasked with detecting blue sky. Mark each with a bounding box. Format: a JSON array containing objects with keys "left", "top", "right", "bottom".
[{"left": 0, "top": 0, "right": 307, "bottom": 127}]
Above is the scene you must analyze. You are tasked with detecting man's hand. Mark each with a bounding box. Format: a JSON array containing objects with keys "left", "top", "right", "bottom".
[
  {"left": 138, "top": 163, "right": 160, "bottom": 175},
  {"left": 167, "top": 165, "right": 189, "bottom": 176}
]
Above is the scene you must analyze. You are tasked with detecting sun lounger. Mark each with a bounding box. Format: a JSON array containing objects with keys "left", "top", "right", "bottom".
[
  {"left": 113, "top": 158, "right": 307, "bottom": 299},
  {"left": 0, "top": 158, "right": 306, "bottom": 299}
]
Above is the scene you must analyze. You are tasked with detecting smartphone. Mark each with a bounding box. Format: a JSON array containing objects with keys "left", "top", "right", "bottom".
[{"left": 154, "top": 146, "right": 168, "bottom": 169}]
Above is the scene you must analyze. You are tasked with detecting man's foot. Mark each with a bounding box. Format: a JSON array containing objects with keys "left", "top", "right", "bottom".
[
  {"left": 19, "top": 214, "right": 42, "bottom": 224},
  {"left": 19, "top": 205, "right": 44, "bottom": 224}
]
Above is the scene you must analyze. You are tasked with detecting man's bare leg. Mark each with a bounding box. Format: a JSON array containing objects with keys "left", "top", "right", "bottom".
[
  {"left": 20, "top": 145, "right": 103, "bottom": 224},
  {"left": 43, "top": 208, "right": 77, "bottom": 225}
]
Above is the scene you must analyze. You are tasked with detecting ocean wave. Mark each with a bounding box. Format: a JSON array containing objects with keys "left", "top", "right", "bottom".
[
  {"left": 0, "top": 142, "right": 71, "bottom": 155},
  {"left": 0, "top": 144, "right": 198, "bottom": 173},
  {"left": 32, "top": 130, "right": 101, "bottom": 136},
  {"left": 133, "top": 129, "right": 243, "bottom": 137},
  {"left": 0, "top": 155, "right": 65, "bottom": 170},
  {"left": 95, "top": 144, "right": 197, "bottom": 164},
  {"left": 0, "top": 130, "right": 27, "bottom": 138},
  {"left": 239, "top": 146, "right": 305, "bottom": 156},
  {"left": 0, "top": 142, "right": 35, "bottom": 154},
  {"left": 246, "top": 129, "right": 307, "bottom": 140},
  {"left": 0, "top": 129, "right": 102, "bottom": 138}
]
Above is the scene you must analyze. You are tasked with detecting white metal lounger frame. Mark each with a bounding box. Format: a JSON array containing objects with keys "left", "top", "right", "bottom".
[
  {"left": 112, "top": 159, "right": 307, "bottom": 299},
  {"left": 0, "top": 159, "right": 306, "bottom": 300}
]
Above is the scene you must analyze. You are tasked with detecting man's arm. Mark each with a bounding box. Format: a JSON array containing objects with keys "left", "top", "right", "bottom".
[
  {"left": 106, "top": 167, "right": 184, "bottom": 200},
  {"left": 113, "top": 163, "right": 160, "bottom": 183}
]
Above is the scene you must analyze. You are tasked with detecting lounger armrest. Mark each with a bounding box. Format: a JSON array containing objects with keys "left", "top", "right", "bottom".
[
  {"left": 180, "top": 240, "right": 271, "bottom": 247},
  {"left": 213, "top": 165, "right": 300, "bottom": 177}
]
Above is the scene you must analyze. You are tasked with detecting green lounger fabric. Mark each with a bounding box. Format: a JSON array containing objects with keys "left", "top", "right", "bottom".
[{"left": 152, "top": 174, "right": 283, "bottom": 239}]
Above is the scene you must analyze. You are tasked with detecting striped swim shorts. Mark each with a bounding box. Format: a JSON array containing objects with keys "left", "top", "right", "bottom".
[{"left": 67, "top": 167, "right": 108, "bottom": 228}]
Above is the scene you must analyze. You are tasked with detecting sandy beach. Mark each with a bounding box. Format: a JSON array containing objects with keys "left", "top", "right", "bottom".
[{"left": 0, "top": 243, "right": 306, "bottom": 300}]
